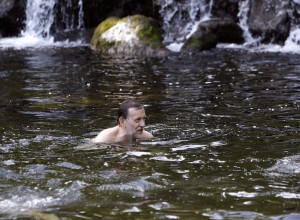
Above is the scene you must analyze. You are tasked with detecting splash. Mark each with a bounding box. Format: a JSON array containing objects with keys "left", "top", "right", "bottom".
[
  {"left": 237, "top": 0, "right": 260, "bottom": 46},
  {"left": 264, "top": 28, "right": 300, "bottom": 53}
]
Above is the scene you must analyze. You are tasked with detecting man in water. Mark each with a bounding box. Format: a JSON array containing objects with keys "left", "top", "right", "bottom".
[{"left": 92, "top": 99, "right": 153, "bottom": 143}]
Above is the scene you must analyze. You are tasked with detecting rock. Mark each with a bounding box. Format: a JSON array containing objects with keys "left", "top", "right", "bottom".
[
  {"left": 90, "top": 15, "right": 168, "bottom": 56},
  {"left": 200, "top": 18, "right": 244, "bottom": 44},
  {"left": 181, "top": 26, "right": 217, "bottom": 53},
  {"left": 291, "top": 0, "right": 300, "bottom": 25},
  {"left": 0, "top": 0, "right": 15, "bottom": 18},
  {"left": 210, "top": 0, "right": 240, "bottom": 22},
  {"left": 0, "top": 0, "right": 26, "bottom": 37},
  {"left": 181, "top": 18, "right": 244, "bottom": 53},
  {"left": 248, "top": 0, "right": 291, "bottom": 44}
]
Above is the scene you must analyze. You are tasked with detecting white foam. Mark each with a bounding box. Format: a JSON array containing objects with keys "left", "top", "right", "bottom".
[
  {"left": 140, "top": 139, "right": 186, "bottom": 146},
  {"left": 150, "top": 155, "right": 185, "bottom": 162},
  {"left": 267, "top": 29, "right": 300, "bottom": 53},
  {"left": 188, "top": 160, "right": 205, "bottom": 164},
  {"left": 149, "top": 202, "right": 171, "bottom": 210},
  {"left": 267, "top": 155, "right": 300, "bottom": 176},
  {"left": 228, "top": 191, "right": 258, "bottom": 198},
  {"left": 210, "top": 141, "right": 226, "bottom": 147},
  {"left": 165, "top": 215, "right": 180, "bottom": 219},
  {"left": 0, "top": 34, "right": 85, "bottom": 50},
  {"left": 0, "top": 181, "right": 85, "bottom": 214},
  {"left": 127, "top": 151, "right": 152, "bottom": 157},
  {"left": 123, "top": 206, "right": 141, "bottom": 213},
  {"left": 171, "top": 144, "right": 206, "bottom": 152},
  {"left": 3, "top": 160, "right": 15, "bottom": 166},
  {"left": 166, "top": 42, "right": 184, "bottom": 52},
  {"left": 98, "top": 179, "right": 161, "bottom": 192},
  {"left": 276, "top": 192, "right": 300, "bottom": 199},
  {"left": 56, "top": 162, "right": 82, "bottom": 170}
]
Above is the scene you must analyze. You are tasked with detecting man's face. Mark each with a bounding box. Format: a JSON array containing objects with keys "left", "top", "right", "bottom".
[{"left": 124, "top": 107, "right": 146, "bottom": 139}]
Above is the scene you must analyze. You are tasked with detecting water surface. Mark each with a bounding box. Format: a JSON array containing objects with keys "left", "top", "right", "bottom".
[{"left": 0, "top": 47, "right": 300, "bottom": 219}]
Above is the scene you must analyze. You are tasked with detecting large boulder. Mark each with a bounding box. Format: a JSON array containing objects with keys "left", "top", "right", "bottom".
[
  {"left": 0, "top": 0, "right": 26, "bottom": 37},
  {"left": 90, "top": 15, "right": 168, "bottom": 56},
  {"left": 181, "top": 18, "right": 244, "bottom": 53},
  {"left": 200, "top": 18, "right": 244, "bottom": 44},
  {"left": 248, "top": 0, "right": 291, "bottom": 44},
  {"left": 181, "top": 26, "right": 218, "bottom": 53}
]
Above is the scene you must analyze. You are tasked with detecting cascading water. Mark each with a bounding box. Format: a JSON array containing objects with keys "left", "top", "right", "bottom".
[
  {"left": 158, "top": 0, "right": 213, "bottom": 52},
  {"left": 0, "top": 0, "right": 85, "bottom": 49},
  {"left": 237, "top": 0, "right": 260, "bottom": 46},
  {"left": 58, "top": 0, "right": 85, "bottom": 32},
  {"left": 230, "top": 0, "right": 300, "bottom": 53},
  {"left": 23, "top": 0, "right": 56, "bottom": 39},
  {"left": 280, "top": 0, "right": 300, "bottom": 52}
]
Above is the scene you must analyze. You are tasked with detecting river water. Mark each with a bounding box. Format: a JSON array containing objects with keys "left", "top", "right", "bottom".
[{"left": 0, "top": 46, "right": 300, "bottom": 219}]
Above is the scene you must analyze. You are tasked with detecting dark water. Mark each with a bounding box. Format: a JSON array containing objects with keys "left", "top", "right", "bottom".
[{"left": 0, "top": 47, "right": 300, "bottom": 219}]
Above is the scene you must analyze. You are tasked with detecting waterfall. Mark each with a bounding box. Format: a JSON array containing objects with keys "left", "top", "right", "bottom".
[
  {"left": 237, "top": 0, "right": 260, "bottom": 46},
  {"left": 77, "top": 0, "right": 84, "bottom": 30},
  {"left": 158, "top": 0, "right": 213, "bottom": 52},
  {"left": 23, "top": 0, "right": 56, "bottom": 39},
  {"left": 282, "top": 1, "right": 300, "bottom": 52},
  {"left": 0, "top": 0, "right": 85, "bottom": 49},
  {"left": 235, "top": 0, "right": 300, "bottom": 53},
  {"left": 59, "top": 0, "right": 84, "bottom": 32}
]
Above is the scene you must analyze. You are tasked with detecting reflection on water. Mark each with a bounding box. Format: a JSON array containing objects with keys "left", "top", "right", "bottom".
[{"left": 0, "top": 47, "right": 300, "bottom": 219}]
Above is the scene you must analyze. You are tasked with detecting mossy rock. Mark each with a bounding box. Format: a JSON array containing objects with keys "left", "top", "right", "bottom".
[
  {"left": 122, "top": 15, "right": 163, "bottom": 47},
  {"left": 90, "top": 16, "right": 120, "bottom": 49},
  {"left": 90, "top": 15, "right": 167, "bottom": 56},
  {"left": 181, "top": 27, "right": 218, "bottom": 52}
]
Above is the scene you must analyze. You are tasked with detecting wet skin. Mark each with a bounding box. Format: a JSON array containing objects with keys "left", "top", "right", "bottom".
[{"left": 92, "top": 107, "right": 153, "bottom": 143}]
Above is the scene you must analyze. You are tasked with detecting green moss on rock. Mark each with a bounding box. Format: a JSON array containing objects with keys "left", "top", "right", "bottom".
[
  {"left": 90, "top": 15, "right": 167, "bottom": 56},
  {"left": 125, "top": 15, "right": 163, "bottom": 47},
  {"left": 91, "top": 17, "right": 120, "bottom": 49},
  {"left": 138, "top": 24, "right": 162, "bottom": 47},
  {"left": 182, "top": 28, "right": 218, "bottom": 52}
]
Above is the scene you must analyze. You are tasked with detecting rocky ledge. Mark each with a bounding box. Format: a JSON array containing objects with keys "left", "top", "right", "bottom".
[{"left": 182, "top": 18, "right": 244, "bottom": 53}]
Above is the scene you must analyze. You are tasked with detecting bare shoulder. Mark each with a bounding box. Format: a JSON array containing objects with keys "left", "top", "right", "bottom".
[
  {"left": 141, "top": 130, "right": 153, "bottom": 140},
  {"left": 92, "top": 126, "right": 118, "bottom": 143}
]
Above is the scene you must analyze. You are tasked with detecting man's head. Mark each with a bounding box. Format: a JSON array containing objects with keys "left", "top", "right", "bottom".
[
  {"left": 118, "top": 99, "right": 146, "bottom": 139},
  {"left": 117, "top": 99, "right": 143, "bottom": 123}
]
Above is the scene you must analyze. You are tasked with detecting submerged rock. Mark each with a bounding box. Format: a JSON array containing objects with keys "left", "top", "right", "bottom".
[{"left": 90, "top": 15, "right": 168, "bottom": 56}]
